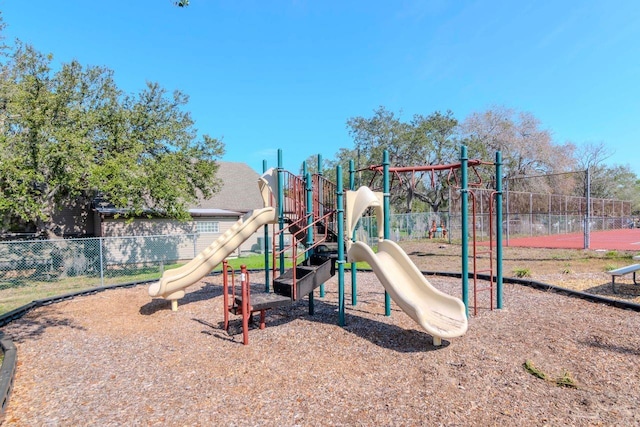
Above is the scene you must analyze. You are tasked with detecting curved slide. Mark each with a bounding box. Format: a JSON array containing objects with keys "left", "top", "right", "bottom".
[
  {"left": 347, "top": 240, "right": 468, "bottom": 343},
  {"left": 345, "top": 186, "right": 467, "bottom": 344},
  {"left": 148, "top": 206, "right": 278, "bottom": 305}
]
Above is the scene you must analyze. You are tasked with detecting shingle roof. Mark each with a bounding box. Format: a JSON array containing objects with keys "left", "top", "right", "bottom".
[
  {"left": 193, "top": 161, "right": 263, "bottom": 213},
  {"left": 94, "top": 161, "right": 263, "bottom": 217}
]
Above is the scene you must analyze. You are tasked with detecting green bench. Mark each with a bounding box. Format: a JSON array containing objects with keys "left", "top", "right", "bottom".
[{"left": 610, "top": 264, "right": 640, "bottom": 293}]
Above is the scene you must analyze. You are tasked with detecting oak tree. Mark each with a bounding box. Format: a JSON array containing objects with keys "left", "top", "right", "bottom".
[
  {"left": 346, "top": 107, "right": 459, "bottom": 212},
  {"left": 0, "top": 42, "right": 224, "bottom": 238}
]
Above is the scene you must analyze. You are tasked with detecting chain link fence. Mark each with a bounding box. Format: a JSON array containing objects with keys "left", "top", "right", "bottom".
[
  {"left": 355, "top": 211, "right": 635, "bottom": 244},
  {"left": 0, "top": 234, "right": 199, "bottom": 315},
  {"left": 3, "top": 207, "right": 635, "bottom": 315},
  {"left": 354, "top": 212, "right": 450, "bottom": 245}
]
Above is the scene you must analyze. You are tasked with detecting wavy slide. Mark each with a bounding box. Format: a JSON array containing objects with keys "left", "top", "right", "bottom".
[
  {"left": 345, "top": 186, "right": 467, "bottom": 344},
  {"left": 148, "top": 206, "right": 278, "bottom": 306},
  {"left": 347, "top": 240, "right": 468, "bottom": 343}
]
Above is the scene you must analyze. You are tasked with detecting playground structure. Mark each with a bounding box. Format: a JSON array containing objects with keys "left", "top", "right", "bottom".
[
  {"left": 344, "top": 186, "right": 467, "bottom": 345},
  {"left": 362, "top": 148, "right": 504, "bottom": 315},
  {"left": 149, "top": 147, "right": 504, "bottom": 345}
]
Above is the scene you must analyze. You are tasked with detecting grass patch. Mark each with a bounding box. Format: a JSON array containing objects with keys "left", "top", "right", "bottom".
[
  {"left": 0, "top": 262, "right": 182, "bottom": 316},
  {"left": 212, "top": 254, "right": 291, "bottom": 271},
  {"left": 523, "top": 359, "right": 548, "bottom": 380},
  {"left": 212, "top": 253, "right": 371, "bottom": 271},
  {"left": 513, "top": 267, "right": 531, "bottom": 278},
  {"left": 523, "top": 360, "right": 578, "bottom": 388},
  {"left": 555, "top": 371, "right": 578, "bottom": 388}
]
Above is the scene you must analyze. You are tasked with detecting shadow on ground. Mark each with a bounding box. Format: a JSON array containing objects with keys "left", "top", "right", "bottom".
[
  {"left": 192, "top": 293, "right": 447, "bottom": 353},
  {"left": 584, "top": 281, "right": 640, "bottom": 300},
  {"left": 578, "top": 334, "right": 640, "bottom": 356},
  {"left": 1, "top": 309, "right": 86, "bottom": 343},
  {"left": 139, "top": 280, "right": 224, "bottom": 315}
]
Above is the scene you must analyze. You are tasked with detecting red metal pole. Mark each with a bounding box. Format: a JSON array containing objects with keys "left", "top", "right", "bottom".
[
  {"left": 259, "top": 310, "right": 266, "bottom": 330},
  {"left": 241, "top": 265, "right": 250, "bottom": 345},
  {"left": 223, "top": 260, "right": 229, "bottom": 331},
  {"left": 471, "top": 191, "right": 478, "bottom": 316}
]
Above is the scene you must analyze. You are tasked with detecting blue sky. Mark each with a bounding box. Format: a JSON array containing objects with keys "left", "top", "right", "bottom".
[{"left": 2, "top": 1, "right": 639, "bottom": 175}]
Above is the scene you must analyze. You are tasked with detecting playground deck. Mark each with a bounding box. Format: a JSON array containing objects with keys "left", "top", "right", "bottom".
[{"left": 502, "top": 228, "right": 640, "bottom": 251}]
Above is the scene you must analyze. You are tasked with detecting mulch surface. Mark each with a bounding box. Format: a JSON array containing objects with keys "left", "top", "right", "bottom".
[{"left": 1, "top": 269, "right": 640, "bottom": 426}]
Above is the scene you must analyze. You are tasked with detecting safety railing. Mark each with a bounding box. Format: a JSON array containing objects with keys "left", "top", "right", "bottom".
[{"left": 281, "top": 170, "right": 306, "bottom": 223}]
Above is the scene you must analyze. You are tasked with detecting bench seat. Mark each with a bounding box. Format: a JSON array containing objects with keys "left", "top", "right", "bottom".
[{"left": 610, "top": 264, "right": 640, "bottom": 293}]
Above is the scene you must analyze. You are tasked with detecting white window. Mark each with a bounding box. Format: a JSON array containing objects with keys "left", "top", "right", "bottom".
[{"left": 197, "top": 221, "right": 220, "bottom": 233}]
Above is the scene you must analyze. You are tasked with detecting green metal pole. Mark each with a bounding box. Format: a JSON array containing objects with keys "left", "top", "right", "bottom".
[
  {"left": 336, "top": 165, "right": 345, "bottom": 326},
  {"left": 349, "top": 159, "right": 357, "bottom": 306},
  {"left": 263, "top": 159, "right": 270, "bottom": 292},
  {"left": 305, "top": 168, "right": 315, "bottom": 315},
  {"left": 585, "top": 168, "right": 591, "bottom": 249},
  {"left": 383, "top": 150, "right": 391, "bottom": 316},
  {"left": 277, "top": 149, "right": 285, "bottom": 275},
  {"left": 317, "top": 154, "right": 325, "bottom": 298},
  {"left": 99, "top": 237, "right": 104, "bottom": 287},
  {"left": 460, "top": 145, "right": 469, "bottom": 316},
  {"left": 349, "top": 159, "right": 355, "bottom": 190},
  {"left": 495, "top": 151, "right": 503, "bottom": 309}
]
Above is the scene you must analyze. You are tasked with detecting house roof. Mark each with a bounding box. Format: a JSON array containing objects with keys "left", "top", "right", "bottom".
[
  {"left": 193, "top": 161, "right": 263, "bottom": 213},
  {"left": 95, "top": 161, "right": 264, "bottom": 217},
  {"left": 95, "top": 206, "right": 243, "bottom": 217},
  {"left": 189, "top": 208, "right": 242, "bottom": 217}
]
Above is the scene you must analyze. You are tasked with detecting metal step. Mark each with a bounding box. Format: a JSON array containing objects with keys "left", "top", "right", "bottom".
[
  {"left": 273, "top": 257, "right": 335, "bottom": 300},
  {"left": 272, "top": 265, "right": 315, "bottom": 299},
  {"left": 233, "top": 292, "right": 292, "bottom": 312}
]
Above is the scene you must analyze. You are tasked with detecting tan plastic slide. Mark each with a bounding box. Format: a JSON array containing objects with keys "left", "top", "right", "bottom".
[
  {"left": 148, "top": 169, "right": 279, "bottom": 310},
  {"left": 345, "top": 187, "right": 468, "bottom": 345}
]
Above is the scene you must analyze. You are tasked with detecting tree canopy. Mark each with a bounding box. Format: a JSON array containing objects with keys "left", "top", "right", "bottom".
[
  {"left": 0, "top": 40, "right": 224, "bottom": 238},
  {"left": 345, "top": 106, "right": 460, "bottom": 213},
  {"left": 337, "top": 105, "right": 640, "bottom": 214}
]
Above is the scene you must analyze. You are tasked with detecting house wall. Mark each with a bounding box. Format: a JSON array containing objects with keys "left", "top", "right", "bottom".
[
  {"left": 193, "top": 216, "right": 240, "bottom": 256},
  {"left": 51, "top": 200, "right": 95, "bottom": 237},
  {"left": 100, "top": 216, "right": 269, "bottom": 262},
  {"left": 191, "top": 217, "right": 270, "bottom": 257},
  {"left": 93, "top": 211, "right": 102, "bottom": 237},
  {"left": 101, "top": 218, "right": 196, "bottom": 237},
  {"left": 100, "top": 218, "right": 196, "bottom": 262}
]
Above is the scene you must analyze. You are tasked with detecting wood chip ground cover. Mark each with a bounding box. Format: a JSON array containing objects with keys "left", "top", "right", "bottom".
[{"left": 1, "top": 241, "right": 639, "bottom": 426}]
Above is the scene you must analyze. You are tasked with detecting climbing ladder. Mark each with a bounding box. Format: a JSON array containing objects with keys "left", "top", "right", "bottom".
[{"left": 469, "top": 190, "right": 496, "bottom": 315}]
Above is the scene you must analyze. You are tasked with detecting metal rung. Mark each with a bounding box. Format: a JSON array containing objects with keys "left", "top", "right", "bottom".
[
  {"left": 475, "top": 250, "right": 493, "bottom": 256},
  {"left": 474, "top": 269, "right": 493, "bottom": 275}
]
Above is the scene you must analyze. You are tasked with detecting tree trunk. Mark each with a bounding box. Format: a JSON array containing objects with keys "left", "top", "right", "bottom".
[{"left": 36, "top": 217, "right": 64, "bottom": 240}]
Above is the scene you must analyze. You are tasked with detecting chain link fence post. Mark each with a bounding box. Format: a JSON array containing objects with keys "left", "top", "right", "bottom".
[{"left": 99, "top": 237, "right": 104, "bottom": 287}]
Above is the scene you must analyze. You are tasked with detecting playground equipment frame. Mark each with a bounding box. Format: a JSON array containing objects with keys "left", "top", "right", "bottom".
[{"left": 347, "top": 146, "right": 504, "bottom": 316}]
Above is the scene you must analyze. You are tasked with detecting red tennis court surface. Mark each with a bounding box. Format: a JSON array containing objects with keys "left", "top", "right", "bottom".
[{"left": 502, "top": 228, "right": 640, "bottom": 251}]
